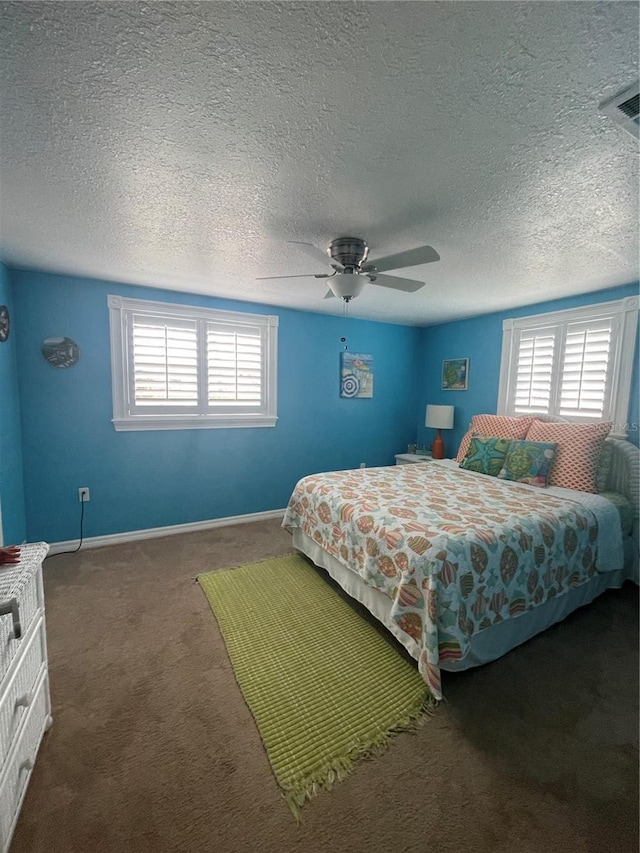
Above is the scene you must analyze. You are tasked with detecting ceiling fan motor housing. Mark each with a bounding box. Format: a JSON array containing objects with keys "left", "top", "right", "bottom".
[{"left": 329, "top": 237, "right": 369, "bottom": 271}]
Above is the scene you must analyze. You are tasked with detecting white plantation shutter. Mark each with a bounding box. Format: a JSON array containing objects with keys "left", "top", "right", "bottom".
[
  {"left": 131, "top": 316, "right": 199, "bottom": 411},
  {"left": 558, "top": 318, "right": 614, "bottom": 420},
  {"left": 109, "top": 295, "right": 278, "bottom": 430},
  {"left": 207, "top": 323, "right": 263, "bottom": 408},
  {"left": 513, "top": 328, "right": 557, "bottom": 415},
  {"left": 498, "top": 297, "right": 638, "bottom": 437}
]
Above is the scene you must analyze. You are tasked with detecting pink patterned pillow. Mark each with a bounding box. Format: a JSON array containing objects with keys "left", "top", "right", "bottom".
[
  {"left": 456, "top": 415, "right": 533, "bottom": 462},
  {"left": 526, "top": 420, "right": 612, "bottom": 493}
]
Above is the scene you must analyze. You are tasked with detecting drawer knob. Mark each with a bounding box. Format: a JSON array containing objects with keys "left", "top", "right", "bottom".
[
  {"left": 14, "top": 693, "right": 30, "bottom": 710},
  {"left": 15, "top": 758, "right": 34, "bottom": 811},
  {"left": 0, "top": 598, "right": 22, "bottom": 640}
]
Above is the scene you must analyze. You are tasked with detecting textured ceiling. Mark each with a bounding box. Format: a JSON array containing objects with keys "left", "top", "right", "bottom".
[{"left": 0, "top": 1, "right": 638, "bottom": 326}]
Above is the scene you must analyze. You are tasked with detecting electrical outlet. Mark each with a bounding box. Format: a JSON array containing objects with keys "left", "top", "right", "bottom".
[
  {"left": 78, "top": 487, "right": 90, "bottom": 503},
  {"left": 359, "top": 462, "right": 366, "bottom": 468}
]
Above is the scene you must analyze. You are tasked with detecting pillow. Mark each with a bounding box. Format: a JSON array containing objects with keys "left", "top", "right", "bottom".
[
  {"left": 456, "top": 415, "right": 533, "bottom": 462},
  {"left": 459, "top": 435, "right": 511, "bottom": 476},
  {"left": 526, "top": 421, "right": 612, "bottom": 493},
  {"left": 497, "top": 440, "right": 558, "bottom": 487}
]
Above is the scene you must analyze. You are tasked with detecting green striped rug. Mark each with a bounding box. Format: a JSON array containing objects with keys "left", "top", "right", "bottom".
[{"left": 198, "top": 554, "right": 431, "bottom": 815}]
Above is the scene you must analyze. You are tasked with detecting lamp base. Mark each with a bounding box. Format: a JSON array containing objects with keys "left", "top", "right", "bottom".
[{"left": 431, "top": 429, "right": 445, "bottom": 460}]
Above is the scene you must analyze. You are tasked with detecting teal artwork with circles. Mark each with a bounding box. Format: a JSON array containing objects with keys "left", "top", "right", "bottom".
[{"left": 340, "top": 352, "right": 374, "bottom": 398}]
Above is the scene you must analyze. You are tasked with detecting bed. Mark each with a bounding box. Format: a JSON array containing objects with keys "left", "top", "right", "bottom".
[{"left": 282, "top": 432, "right": 639, "bottom": 700}]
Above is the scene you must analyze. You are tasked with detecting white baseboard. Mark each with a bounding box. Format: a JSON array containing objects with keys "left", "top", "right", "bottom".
[{"left": 47, "top": 508, "right": 287, "bottom": 555}]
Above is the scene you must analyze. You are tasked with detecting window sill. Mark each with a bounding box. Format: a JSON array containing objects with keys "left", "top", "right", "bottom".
[{"left": 112, "top": 415, "right": 278, "bottom": 431}]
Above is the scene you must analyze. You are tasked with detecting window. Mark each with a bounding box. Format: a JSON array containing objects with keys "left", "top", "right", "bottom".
[
  {"left": 497, "top": 297, "right": 638, "bottom": 438},
  {"left": 108, "top": 295, "right": 278, "bottom": 430}
]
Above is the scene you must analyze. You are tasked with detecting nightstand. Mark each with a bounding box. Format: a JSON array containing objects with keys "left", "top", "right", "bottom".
[{"left": 395, "top": 453, "right": 432, "bottom": 465}]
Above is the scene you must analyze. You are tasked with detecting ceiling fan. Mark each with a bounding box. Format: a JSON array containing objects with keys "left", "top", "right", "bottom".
[{"left": 257, "top": 237, "right": 440, "bottom": 302}]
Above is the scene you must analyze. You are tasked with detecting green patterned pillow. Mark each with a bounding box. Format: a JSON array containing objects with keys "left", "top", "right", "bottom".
[
  {"left": 459, "top": 435, "right": 511, "bottom": 476},
  {"left": 498, "top": 440, "right": 557, "bottom": 487}
]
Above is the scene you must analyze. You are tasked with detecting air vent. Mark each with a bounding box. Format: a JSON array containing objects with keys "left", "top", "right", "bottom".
[
  {"left": 617, "top": 92, "right": 639, "bottom": 119},
  {"left": 599, "top": 81, "right": 639, "bottom": 139}
]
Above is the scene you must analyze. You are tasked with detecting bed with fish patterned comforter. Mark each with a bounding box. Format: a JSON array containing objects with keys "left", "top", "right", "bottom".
[{"left": 282, "top": 461, "right": 621, "bottom": 700}]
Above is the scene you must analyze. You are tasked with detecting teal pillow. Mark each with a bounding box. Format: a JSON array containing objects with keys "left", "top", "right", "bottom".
[
  {"left": 459, "top": 435, "right": 511, "bottom": 476},
  {"left": 498, "top": 440, "right": 557, "bottom": 487}
]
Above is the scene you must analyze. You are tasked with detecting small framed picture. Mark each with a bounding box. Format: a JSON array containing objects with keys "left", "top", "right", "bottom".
[
  {"left": 340, "top": 352, "right": 374, "bottom": 398},
  {"left": 442, "top": 358, "right": 469, "bottom": 391}
]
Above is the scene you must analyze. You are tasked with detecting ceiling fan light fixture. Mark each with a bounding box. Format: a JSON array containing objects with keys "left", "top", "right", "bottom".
[{"left": 327, "top": 272, "right": 367, "bottom": 302}]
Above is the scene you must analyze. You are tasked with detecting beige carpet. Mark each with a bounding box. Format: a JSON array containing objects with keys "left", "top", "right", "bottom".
[{"left": 11, "top": 518, "right": 639, "bottom": 853}]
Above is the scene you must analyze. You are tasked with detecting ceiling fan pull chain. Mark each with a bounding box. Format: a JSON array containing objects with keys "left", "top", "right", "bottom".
[{"left": 341, "top": 300, "right": 348, "bottom": 350}]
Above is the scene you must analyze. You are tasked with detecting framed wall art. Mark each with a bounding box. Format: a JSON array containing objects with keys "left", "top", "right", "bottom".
[
  {"left": 340, "top": 352, "right": 374, "bottom": 398},
  {"left": 442, "top": 358, "right": 469, "bottom": 391}
]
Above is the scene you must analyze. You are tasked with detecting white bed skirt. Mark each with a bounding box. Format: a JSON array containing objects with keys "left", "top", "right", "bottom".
[{"left": 290, "top": 529, "right": 636, "bottom": 673}]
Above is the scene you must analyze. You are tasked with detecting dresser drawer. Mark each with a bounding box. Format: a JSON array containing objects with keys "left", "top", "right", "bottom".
[
  {"left": 0, "top": 617, "right": 46, "bottom": 771},
  {"left": 0, "top": 668, "right": 49, "bottom": 852},
  {"left": 0, "top": 544, "right": 47, "bottom": 684}
]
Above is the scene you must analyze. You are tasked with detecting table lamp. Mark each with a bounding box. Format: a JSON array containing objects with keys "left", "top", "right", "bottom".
[{"left": 425, "top": 404, "right": 455, "bottom": 459}]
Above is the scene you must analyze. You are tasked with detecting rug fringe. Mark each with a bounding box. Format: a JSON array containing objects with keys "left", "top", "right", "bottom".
[{"left": 283, "top": 692, "right": 436, "bottom": 819}]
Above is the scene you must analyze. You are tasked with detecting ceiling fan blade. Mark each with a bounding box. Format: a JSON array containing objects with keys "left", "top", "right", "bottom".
[
  {"left": 323, "top": 289, "right": 335, "bottom": 299},
  {"left": 364, "top": 245, "right": 440, "bottom": 273},
  {"left": 368, "top": 273, "right": 426, "bottom": 293},
  {"left": 287, "top": 241, "right": 343, "bottom": 269},
  {"left": 256, "top": 273, "right": 323, "bottom": 280}
]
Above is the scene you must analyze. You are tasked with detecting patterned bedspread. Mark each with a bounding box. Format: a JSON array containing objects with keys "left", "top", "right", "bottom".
[{"left": 282, "top": 462, "right": 608, "bottom": 700}]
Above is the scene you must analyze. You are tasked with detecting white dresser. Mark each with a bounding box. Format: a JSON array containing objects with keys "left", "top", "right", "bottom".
[{"left": 0, "top": 542, "right": 51, "bottom": 852}]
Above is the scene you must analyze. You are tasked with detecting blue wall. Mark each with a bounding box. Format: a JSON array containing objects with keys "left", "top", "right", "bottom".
[
  {"left": 11, "top": 269, "right": 421, "bottom": 543},
  {"left": 0, "top": 263, "right": 27, "bottom": 544},
  {"left": 417, "top": 282, "right": 640, "bottom": 456},
  {"left": 7, "top": 267, "right": 639, "bottom": 544}
]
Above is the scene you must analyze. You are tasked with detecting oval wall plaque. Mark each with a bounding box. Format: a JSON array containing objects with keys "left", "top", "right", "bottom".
[
  {"left": 0, "top": 305, "right": 10, "bottom": 342},
  {"left": 42, "top": 337, "right": 80, "bottom": 368}
]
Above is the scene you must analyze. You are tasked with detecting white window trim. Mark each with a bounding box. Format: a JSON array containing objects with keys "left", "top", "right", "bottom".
[
  {"left": 108, "top": 295, "right": 278, "bottom": 431},
  {"left": 497, "top": 296, "right": 638, "bottom": 439}
]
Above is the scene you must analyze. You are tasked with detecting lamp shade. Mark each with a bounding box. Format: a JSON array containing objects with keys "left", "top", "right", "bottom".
[{"left": 425, "top": 404, "right": 454, "bottom": 430}]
